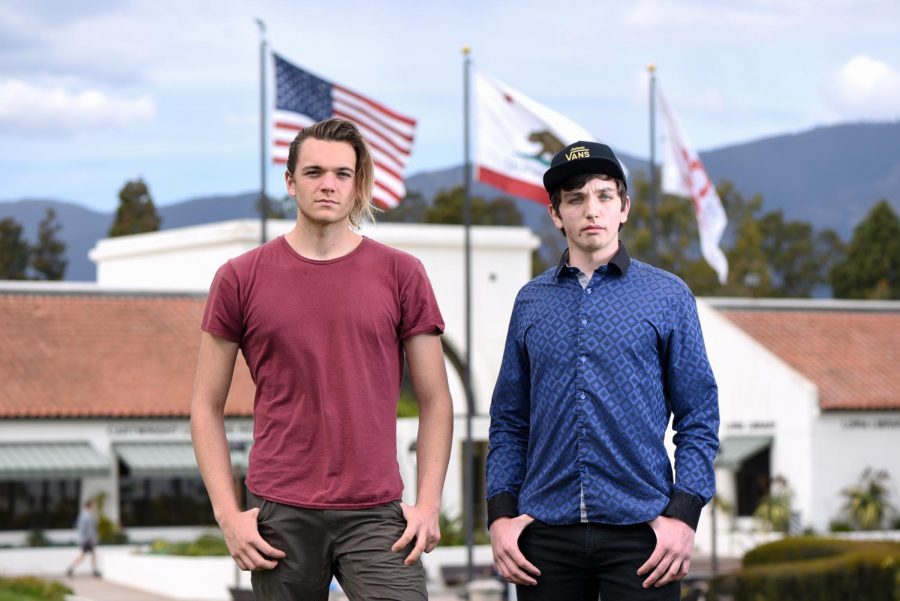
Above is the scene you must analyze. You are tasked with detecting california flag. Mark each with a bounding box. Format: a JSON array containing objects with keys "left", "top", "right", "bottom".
[{"left": 474, "top": 71, "right": 611, "bottom": 204}]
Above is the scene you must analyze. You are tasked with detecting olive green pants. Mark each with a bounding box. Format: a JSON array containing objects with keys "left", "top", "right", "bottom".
[{"left": 248, "top": 491, "right": 427, "bottom": 601}]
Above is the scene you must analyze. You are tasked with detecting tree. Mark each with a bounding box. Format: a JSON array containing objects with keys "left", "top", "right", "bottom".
[
  {"left": 30, "top": 208, "right": 67, "bottom": 280},
  {"left": 424, "top": 186, "right": 524, "bottom": 227},
  {"left": 378, "top": 190, "right": 429, "bottom": 223},
  {"left": 109, "top": 178, "right": 161, "bottom": 237},
  {"left": 621, "top": 171, "right": 721, "bottom": 295},
  {"left": 635, "top": 176, "right": 843, "bottom": 299},
  {"left": 0, "top": 217, "right": 30, "bottom": 280},
  {"left": 830, "top": 200, "right": 900, "bottom": 299},
  {"left": 841, "top": 468, "right": 895, "bottom": 530},
  {"left": 256, "top": 194, "right": 296, "bottom": 220}
]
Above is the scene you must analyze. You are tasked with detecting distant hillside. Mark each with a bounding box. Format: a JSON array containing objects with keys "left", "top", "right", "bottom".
[
  {"left": 1, "top": 121, "right": 897, "bottom": 282},
  {"left": 0, "top": 193, "right": 261, "bottom": 281},
  {"left": 702, "top": 121, "right": 900, "bottom": 234}
]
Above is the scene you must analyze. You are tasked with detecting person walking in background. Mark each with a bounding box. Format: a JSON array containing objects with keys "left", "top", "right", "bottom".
[
  {"left": 66, "top": 499, "right": 101, "bottom": 578},
  {"left": 191, "top": 118, "right": 454, "bottom": 601},
  {"left": 487, "top": 140, "right": 719, "bottom": 600}
]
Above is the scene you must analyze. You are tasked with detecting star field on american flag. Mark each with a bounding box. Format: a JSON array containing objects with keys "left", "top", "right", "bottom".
[{"left": 271, "top": 53, "right": 416, "bottom": 210}]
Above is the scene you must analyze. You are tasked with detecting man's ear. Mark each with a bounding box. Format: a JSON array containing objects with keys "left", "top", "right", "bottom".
[{"left": 547, "top": 204, "right": 562, "bottom": 229}]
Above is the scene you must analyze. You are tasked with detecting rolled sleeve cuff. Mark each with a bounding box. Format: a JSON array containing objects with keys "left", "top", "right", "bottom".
[
  {"left": 662, "top": 491, "right": 704, "bottom": 531},
  {"left": 486, "top": 493, "right": 518, "bottom": 528}
]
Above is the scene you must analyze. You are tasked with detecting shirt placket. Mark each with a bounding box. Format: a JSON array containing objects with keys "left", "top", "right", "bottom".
[{"left": 574, "top": 274, "right": 594, "bottom": 522}]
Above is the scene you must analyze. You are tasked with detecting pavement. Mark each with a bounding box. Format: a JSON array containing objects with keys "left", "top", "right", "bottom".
[
  {"left": 65, "top": 574, "right": 186, "bottom": 601},
  {"left": 62, "top": 574, "right": 463, "bottom": 601}
]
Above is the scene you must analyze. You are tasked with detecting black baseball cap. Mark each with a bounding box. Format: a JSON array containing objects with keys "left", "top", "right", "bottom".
[{"left": 542, "top": 141, "right": 627, "bottom": 195}]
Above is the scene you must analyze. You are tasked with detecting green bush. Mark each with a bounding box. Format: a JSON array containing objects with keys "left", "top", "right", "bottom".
[
  {"left": 148, "top": 533, "right": 230, "bottom": 556},
  {"left": 25, "top": 529, "right": 49, "bottom": 548},
  {"left": 438, "top": 513, "right": 490, "bottom": 546},
  {"left": 0, "top": 576, "right": 71, "bottom": 601},
  {"left": 708, "top": 537, "right": 900, "bottom": 601}
]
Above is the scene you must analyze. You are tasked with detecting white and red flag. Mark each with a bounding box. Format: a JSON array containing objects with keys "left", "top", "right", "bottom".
[
  {"left": 474, "top": 71, "right": 609, "bottom": 204},
  {"left": 271, "top": 53, "right": 416, "bottom": 210},
  {"left": 659, "top": 88, "right": 729, "bottom": 284}
]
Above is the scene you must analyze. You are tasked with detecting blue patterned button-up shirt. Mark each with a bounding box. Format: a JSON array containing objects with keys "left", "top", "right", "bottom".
[{"left": 486, "top": 244, "right": 719, "bottom": 529}]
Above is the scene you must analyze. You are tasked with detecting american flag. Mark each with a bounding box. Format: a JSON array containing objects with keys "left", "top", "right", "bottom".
[{"left": 271, "top": 53, "right": 417, "bottom": 210}]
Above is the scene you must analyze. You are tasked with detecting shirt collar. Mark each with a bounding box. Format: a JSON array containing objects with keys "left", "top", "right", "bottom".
[{"left": 554, "top": 241, "right": 632, "bottom": 281}]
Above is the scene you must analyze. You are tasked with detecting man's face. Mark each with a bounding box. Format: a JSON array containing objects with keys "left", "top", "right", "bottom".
[
  {"left": 285, "top": 138, "right": 357, "bottom": 227},
  {"left": 549, "top": 176, "right": 630, "bottom": 257}
]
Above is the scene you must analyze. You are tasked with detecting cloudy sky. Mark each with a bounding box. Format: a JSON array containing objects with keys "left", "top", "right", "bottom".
[{"left": 1, "top": 0, "right": 899, "bottom": 212}]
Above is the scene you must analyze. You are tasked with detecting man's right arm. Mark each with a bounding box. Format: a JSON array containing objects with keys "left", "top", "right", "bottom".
[
  {"left": 486, "top": 298, "right": 540, "bottom": 585},
  {"left": 190, "top": 331, "right": 284, "bottom": 570}
]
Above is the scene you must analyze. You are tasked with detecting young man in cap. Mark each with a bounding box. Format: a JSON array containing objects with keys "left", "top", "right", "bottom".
[
  {"left": 487, "top": 141, "right": 719, "bottom": 600},
  {"left": 191, "top": 118, "right": 453, "bottom": 601}
]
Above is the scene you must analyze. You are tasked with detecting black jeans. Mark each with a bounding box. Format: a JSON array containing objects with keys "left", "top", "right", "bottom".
[{"left": 517, "top": 521, "right": 680, "bottom": 601}]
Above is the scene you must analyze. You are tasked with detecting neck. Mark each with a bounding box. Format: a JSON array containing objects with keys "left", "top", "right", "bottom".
[
  {"left": 567, "top": 241, "right": 619, "bottom": 275},
  {"left": 284, "top": 218, "right": 362, "bottom": 260}
]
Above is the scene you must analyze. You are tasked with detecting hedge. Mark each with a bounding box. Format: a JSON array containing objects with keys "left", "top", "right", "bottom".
[
  {"left": 707, "top": 537, "right": 900, "bottom": 601},
  {"left": 0, "top": 577, "right": 71, "bottom": 601}
]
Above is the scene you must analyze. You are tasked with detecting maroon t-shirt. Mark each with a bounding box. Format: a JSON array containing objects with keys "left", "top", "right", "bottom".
[{"left": 202, "top": 236, "right": 444, "bottom": 509}]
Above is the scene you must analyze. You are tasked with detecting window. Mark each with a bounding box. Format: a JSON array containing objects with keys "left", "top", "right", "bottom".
[
  {"left": 735, "top": 447, "right": 770, "bottom": 516},
  {"left": 461, "top": 440, "right": 489, "bottom": 537},
  {"left": 119, "top": 474, "right": 221, "bottom": 527},
  {"left": 0, "top": 479, "right": 80, "bottom": 531}
]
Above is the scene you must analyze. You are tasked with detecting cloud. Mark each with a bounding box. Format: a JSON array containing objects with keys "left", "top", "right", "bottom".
[
  {"left": 0, "top": 79, "right": 156, "bottom": 134},
  {"left": 826, "top": 55, "right": 900, "bottom": 119}
]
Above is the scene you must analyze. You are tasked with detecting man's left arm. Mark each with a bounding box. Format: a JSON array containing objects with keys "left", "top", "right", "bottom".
[
  {"left": 391, "top": 332, "right": 454, "bottom": 566},
  {"left": 639, "top": 291, "right": 719, "bottom": 588}
]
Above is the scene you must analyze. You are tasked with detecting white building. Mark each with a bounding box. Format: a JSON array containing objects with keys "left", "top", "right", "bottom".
[{"left": 1, "top": 220, "right": 898, "bottom": 553}]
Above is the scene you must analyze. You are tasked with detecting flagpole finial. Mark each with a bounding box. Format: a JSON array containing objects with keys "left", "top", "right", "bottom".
[
  {"left": 462, "top": 45, "right": 471, "bottom": 56},
  {"left": 648, "top": 63, "right": 656, "bottom": 74}
]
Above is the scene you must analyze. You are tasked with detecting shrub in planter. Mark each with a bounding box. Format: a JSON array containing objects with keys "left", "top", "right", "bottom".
[
  {"left": 0, "top": 576, "right": 72, "bottom": 601},
  {"left": 707, "top": 537, "right": 900, "bottom": 601},
  {"left": 148, "top": 533, "right": 230, "bottom": 556}
]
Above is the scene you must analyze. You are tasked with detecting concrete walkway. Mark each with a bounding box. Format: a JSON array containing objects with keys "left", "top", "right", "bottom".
[
  {"left": 62, "top": 574, "right": 463, "bottom": 601},
  {"left": 64, "top": 575, "right": 190, "bottom": 601}
]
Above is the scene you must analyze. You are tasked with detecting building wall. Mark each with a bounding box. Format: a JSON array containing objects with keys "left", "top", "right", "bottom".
[
  {"left": 694, "top": 301, "right": 820, "bottom": 540},
  {"left": 90, "top": 219, "right": 540, "bottom": 416},
  {"left": 811, "top": 412, "right": 900, "bottom": 531},
  {"left": 0, "top": 417, "right": 252, "bottom": 546}
]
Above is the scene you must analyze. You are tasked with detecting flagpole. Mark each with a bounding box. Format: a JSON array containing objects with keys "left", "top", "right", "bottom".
[
  {"left": 461, "top": 45, "right": 475, "bottom": 585},
  {"left": 256, "top": 18, "right": 268, "bottom": 245},
  {"left": 648, "top": 64, "right": 659, "bottom": 263}
]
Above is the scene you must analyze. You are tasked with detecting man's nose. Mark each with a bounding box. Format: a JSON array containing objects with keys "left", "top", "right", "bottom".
[
  {"left": 584, "top": 196, "right": 602, "bottom": 217},
  {"left": 320, "top": 172, "right": 336, "bottom": 190}
]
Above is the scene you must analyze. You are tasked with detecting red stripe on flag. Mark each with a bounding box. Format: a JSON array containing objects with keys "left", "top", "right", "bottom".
[
  {"left": 336, "top": 96, "right": 415, "bottom": 144},
  {"left": 334, "top": 84, "right": 417, "bottom": 127},
  {"left": 333, "top": 109, "right": 411, "bottom": 158},
  {"left": 375, "top": 160, "right": 402, "bottom": 183},
  {"left": 374, "top": 179, "right": 402, "bottom": 203},
  {"left": 274, "top": 121, "right": 305, "bottom": 132},
  {"left": 476, "top": 165, "right": 548, "bottom": 205}
]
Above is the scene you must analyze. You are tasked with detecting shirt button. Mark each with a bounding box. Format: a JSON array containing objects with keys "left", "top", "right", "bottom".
[
  {"left": 579, "top": 392, "right": 586, "bottom": 400},
  {"left": 581, "top": 319, "right": 587, "bottom": 326},
  {"left": 579, "top": 355, "right": 586, "bottom": 363},
  {"left": 586, "top": 288, "right": 592, "bottom": 294}
]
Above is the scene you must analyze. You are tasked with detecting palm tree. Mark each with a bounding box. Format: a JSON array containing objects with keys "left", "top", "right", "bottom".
[{"left": 841, "top": 468, "right": 895, "bottom": 531}]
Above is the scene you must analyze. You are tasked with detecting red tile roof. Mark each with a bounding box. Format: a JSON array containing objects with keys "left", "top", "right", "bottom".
[
  {"left": 716, "top": 302, "right": 900, "bottom": 411},
  {"left": 0, "top": 290, "right": 254, "bottom": 418}
]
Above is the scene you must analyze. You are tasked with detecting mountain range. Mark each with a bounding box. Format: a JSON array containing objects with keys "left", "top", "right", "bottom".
[{"left": 2, "top": 121, "right": 898, "bottom": 282}]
